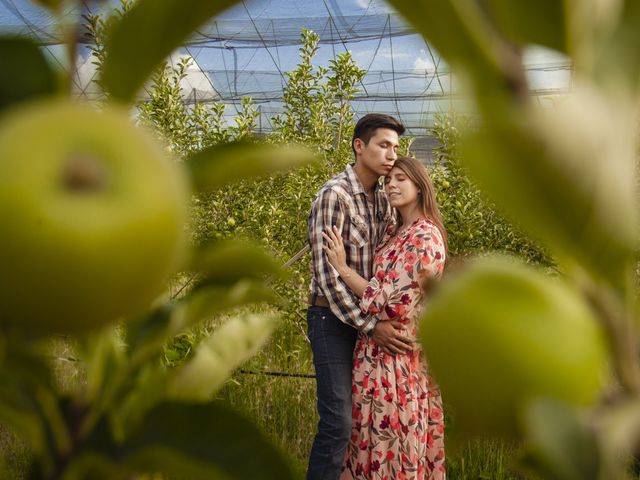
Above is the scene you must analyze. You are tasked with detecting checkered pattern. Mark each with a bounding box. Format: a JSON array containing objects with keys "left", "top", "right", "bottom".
[{"left": 308, "top": 164, "right": 392, "bottom": 333}]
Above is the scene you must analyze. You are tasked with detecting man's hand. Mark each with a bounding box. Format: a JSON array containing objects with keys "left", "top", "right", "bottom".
[{"left": 371, "top": 321, "right": 413, "bottom": 355}]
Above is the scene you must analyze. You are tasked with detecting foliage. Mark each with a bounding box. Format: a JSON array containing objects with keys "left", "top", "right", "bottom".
[
  {"left": 0, "top": 0, "right": 317, "bottom": 478},
  {"left": 384, "top": 0, "right": 640, "bottom": 478},
  {"left": 4, "top": 0, "right": 599, "bottom": 478},
  {"left": 189, "top": 28, "right": 369, "bottom": 339},
  {"left": 271, "top": 29, "right": 366, "bottom": 160},
  {"left": 429, "top": 113, "right": 551, "bottom": 265}
]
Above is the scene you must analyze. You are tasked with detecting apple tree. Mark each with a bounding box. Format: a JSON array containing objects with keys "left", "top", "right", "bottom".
[{"left": 0, "top": 0, "right": 315, "bottom": 478}]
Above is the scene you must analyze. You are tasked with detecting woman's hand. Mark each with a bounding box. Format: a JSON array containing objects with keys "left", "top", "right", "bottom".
[{"left": 322, "top": 225, "right": 348, "bottom": 273}]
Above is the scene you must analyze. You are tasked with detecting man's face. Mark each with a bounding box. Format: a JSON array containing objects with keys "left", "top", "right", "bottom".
[{"left": 354, "top": 128, "right": 400, "bottom": 177}]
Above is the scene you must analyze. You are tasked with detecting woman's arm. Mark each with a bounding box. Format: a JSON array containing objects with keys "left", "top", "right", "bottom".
[
  {"left": 323, "top": 225, "right": 369, "bottom": 297},
  {"left": 360, "top": 220, "right": 446, "bottom": 319}
]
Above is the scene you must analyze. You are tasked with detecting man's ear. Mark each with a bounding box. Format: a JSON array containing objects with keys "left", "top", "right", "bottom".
[{"left": 353, "top": 137, "right": 363, "bottom": 154}]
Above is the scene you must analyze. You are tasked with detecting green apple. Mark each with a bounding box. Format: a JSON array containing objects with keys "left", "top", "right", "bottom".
[
  {"left": 0, "top": 100, "right": 189, "bottom": 335},
  {"left": 420, "top": 255, "right": 610, "bottom": 438}
]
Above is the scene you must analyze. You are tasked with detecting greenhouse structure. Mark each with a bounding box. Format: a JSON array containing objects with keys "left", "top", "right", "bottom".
[{"left": 0, "top": 0, "right": 571, "bottom": 140}]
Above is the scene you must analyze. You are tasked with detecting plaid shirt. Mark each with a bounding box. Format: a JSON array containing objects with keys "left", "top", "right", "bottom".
[{"left": 308, "top": 164, "right": 393, "bottom": 333}]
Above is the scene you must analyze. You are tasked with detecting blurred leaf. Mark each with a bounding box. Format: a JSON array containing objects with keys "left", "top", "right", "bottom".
[
  {"left": 189, "top": 239, "right": 287, "bottom": 284},
  {"left": 62, "top": 451, "right": 129, "bottom": 480},
  {"left": 484, "top": 0, "right": 567, "bottom": 52},
  {"left": 167, "top": 313, "right": 277, "bottom": 401},
  {"left": 594, "top": 0, "right": 640, "bottom": 95},
  {"left": 126, "top": 303, "right": 184, "bottom": 369},
  {"left": 102, "top": 0, "right": 241, "bottom": 103},
  {"left": 0, "top": 394, "right": 46, "bottom": 458},
  {"left": 184, "top": 279, "right": 277, "bottom": 325},
  {"left": 120, "top": 401, "right": 294, "bottom": 479},
  {"left": 0, "top": 36, "right": 57, "bottom": 112},
  {"left": 30, "top": 0, "right": 63, "bottom": 10},
  {"left": 81, "top": 325, "right": 126, "bottom": 403},
  {"left": 109, "top": 363, "right": 168, "bottom": 442},
  {"left": 460, "top": 84, "right": 637, "bottom": 286},
  {"left": 420, "top": 255, "right": 609, "bottom": 439},
  {"left": 187, "top": 141, "right": 317, "bottom": 192},
  {"left": 384, "top": 0, "right": 518, "bottom": 101},
  {"left": 593, "top": 399, "right": 640, "bottom": 478},
  {"left": 0, "top": 343, "right": 58, "bottom": 469},
  {"left": 519, "top": 398, "right": 600, "bottom": 480}
]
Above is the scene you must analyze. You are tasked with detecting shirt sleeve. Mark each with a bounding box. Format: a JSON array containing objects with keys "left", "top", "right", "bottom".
[
  {"left": 308, "top": 188, "right": 377, "bottom": 333},
  {"left": 360, "top": 221, "right": 446, "bottom": 320}
]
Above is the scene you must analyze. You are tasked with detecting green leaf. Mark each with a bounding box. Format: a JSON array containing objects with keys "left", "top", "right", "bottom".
[
  {"left": 0, "top": 393, "right": 47, "bottom": 459},
  {"left": 0, "top": 36, "right": 57, "bottom": 112},
  {"left": 102, "top": 0, "right": 241, "bottom": 103},
  {"left": 519, "top": 398, "right": 600, "bottom": 480},
  {"left": 62, "top": 451, "right": 129, "bottom": 480},
  {"left": 189, "top": 239, "right": 287, "bottom": 284},
  {"left": 126, "top": 304, "right": 184, "bottom": 369},
  {"left": 484, "top": 0, "right": 568, "bottom": 51},
  {"left": 459, "top": 83, "right": 637, "bottom": 286},
  {"left": 593, "top": 399, "right": 640, "bottom": 478},
  {"left": 80, "top": 325, "right": 127, "bottom": 404},
  {"left": 167, "top": 313, "right": 278, "bottom": 401},
  {"left": 120, "top": 401, "right": 294, "bottom": 479},
  {"left": 186, "top": 141, "right": 317, "bottom": 192},
  {"left": 183, "top": 279, "right": 277, "bottom": 326},
  {"left": 0, "top": 343, "right": 60, "bottom": 470},
  {"left": 594, "top": 0, "right": 640, "bottom": 95},
  {"left": 30, "top": 0, "right": 64, "bottom": 11},
  {"left": 109, "top": 363, "right": 168, "bottom": 442}
]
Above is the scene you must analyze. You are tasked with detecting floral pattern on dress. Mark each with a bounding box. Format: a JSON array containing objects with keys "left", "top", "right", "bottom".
[{"left": 341, "top": 218, "right": 446, "bottom": 480}]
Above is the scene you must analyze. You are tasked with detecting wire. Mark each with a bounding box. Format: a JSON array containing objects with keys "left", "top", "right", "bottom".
[{"left": 321, "top": 0, "right": 369, "bottom": 97}]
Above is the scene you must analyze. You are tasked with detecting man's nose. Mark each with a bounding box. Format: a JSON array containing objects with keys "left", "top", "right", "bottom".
[{"left": 388, "top": 148, "right": 397, "bottom": 160}]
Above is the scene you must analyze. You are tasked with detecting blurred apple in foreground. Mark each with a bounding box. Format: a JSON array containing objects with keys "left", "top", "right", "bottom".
[
  {"left": 421, "top": 256, "right": 610, "bottom": 438},
  {"left": 0, "top": 100, "right": 189, "bottom": 335}
]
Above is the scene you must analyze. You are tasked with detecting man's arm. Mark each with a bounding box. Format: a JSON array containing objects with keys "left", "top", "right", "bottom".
[
  {"left": 320, "top": 216, "right": 414, "bottom": 354},
  {"left": 308, "top": 188, "right": 376, "bottom": 333}
]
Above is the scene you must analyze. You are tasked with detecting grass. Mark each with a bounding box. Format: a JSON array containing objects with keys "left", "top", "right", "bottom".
[
  {"left": 211, "top": 306, "right": 521, "bottom": 479},
  {"left": 1, "top": 306, "right": 520, "bottom": 479},
  {"left": 0, "top": 425, "right": 30, "bottom": 479}
]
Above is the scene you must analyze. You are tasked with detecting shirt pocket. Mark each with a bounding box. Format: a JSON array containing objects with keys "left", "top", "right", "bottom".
[{"left": 349, "top": 214, "right": 369, "bottom": 249}]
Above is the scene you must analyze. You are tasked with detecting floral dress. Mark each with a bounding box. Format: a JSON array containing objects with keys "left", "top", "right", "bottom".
[{"left": 341, "top": 218, "right": 446, "bottom": 480}]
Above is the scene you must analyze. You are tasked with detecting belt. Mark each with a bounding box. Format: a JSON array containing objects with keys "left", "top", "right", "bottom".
[{"left": 308, "top": 292, "right": 330, "bottom": 307}]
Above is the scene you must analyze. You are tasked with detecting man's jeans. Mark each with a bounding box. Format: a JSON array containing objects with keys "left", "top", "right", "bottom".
[{"left": 306, "top": 306, "right": 357, "bottom": 480}]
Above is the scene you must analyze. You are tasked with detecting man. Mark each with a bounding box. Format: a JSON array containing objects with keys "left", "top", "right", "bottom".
[{"left": 306, "top": 113, "right": 414, "bottom": 479}]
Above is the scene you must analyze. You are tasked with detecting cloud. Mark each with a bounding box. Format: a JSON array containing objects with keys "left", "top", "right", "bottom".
[
  {"left": 353, "top": 0, "right": 393, "bottom": 13},
  {"left": 414, "top": 56, "right": 435, "bottom": 72}
]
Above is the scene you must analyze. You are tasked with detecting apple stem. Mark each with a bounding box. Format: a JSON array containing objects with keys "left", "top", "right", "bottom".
[{"left": 62, "top": 154, "right": 108, "bottom": 192}]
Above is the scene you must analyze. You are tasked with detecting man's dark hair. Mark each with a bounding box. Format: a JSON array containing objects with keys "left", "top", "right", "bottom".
[{"left": 351, "top": 113, "right": 405, "bottom": 157}]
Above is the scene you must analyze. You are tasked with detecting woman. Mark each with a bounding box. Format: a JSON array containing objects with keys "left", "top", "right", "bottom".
[{"left": 323, "top": 156, "right": 447, "bottom": 480}]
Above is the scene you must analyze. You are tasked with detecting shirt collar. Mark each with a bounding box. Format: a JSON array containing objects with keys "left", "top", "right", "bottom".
[{"left": 346, "top": 163, "right": 384, "bottom": 196}]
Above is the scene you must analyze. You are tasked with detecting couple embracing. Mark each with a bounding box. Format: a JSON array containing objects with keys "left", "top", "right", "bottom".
[{"left": 306, "top": 114, "right": 447, "bottom": 480}]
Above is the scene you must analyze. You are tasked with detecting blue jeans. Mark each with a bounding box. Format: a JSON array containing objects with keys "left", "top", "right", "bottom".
[{"left": 307, "top": 306, "right": 357, "bottom": 480}]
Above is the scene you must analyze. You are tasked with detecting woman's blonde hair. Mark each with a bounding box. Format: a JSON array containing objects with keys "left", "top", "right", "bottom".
[{"left": 392, "top": 156, "right": 448, "bottom": 254}]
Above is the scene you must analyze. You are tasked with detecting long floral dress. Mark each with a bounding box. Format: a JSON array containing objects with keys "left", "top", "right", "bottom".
[{"left": 341, "top": 218, "right": 446, "bottom": 480}]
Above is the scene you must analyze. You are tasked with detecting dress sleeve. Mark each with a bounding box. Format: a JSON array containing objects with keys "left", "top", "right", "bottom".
[{"left": 360, "top": 220, "right": 445, "bottom": 320}]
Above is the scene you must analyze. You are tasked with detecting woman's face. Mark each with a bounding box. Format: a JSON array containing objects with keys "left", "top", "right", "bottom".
[{"left": 385, "top": 166, "right": 420, "bottom": 209}]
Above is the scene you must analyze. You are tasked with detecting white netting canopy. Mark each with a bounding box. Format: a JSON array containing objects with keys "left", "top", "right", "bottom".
[{"left": 0, "top": 0, "right": 572, "bottom": 137}]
